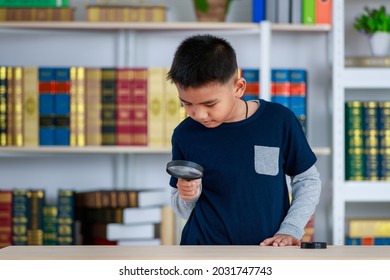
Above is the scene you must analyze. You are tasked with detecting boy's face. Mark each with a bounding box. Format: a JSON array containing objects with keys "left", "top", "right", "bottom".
[{"left": 177, "top": 77, "right": 246, "bottom": 128}]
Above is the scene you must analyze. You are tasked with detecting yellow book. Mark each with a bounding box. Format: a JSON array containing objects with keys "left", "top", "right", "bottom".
[
  {"left": 76, "top": 67, "right": 86, "bottom": 146},
  {"left": 348, "top": 219, "right": 390, "bottom": 237},
  {"left": 85, "top": 68, "right": 102, "bottom": 146},
  {"left": 23, "top": 67, "right": 39, "bottom": 146},
  {"left": 7, "top": 67, "right": 13, "bottom": 145},
  {"left": 163, "top": 67, "right": 181, "bottom": 147},
  {"left": 13, "top": 67, "right": 23, "bottom": 146},
  {"left": 147, "top": 67, "right": 165, "bottom": 147}
]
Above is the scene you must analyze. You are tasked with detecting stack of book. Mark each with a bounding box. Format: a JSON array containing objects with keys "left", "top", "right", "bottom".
[
  {"left": 345, "top": 219, "right": 390, "bottom": 245},
  {"left": 252, "top": 0, "right": 332, "bottom": 25},
  {"left": 0, "top": 66, "right": 185, "bottom": 148},
  {"left": 345, "top": 101, "right": 390, "bottom": 181},
  {"left": 0, "top": 0, "right": 74, "bottom": 21},
  {"left": 75, "top": 189, "right": 174, "bottom": 246},
  {"left": 0, "top": 188, "right": 76, "bottom": 247}
]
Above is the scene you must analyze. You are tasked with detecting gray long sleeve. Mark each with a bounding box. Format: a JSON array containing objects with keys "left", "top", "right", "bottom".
[
  {"left": 170, "top": 184, "right": 201, "bottom": 219},
  {"left": 275, "top": 165, "right": 321, "bottom": 239}
]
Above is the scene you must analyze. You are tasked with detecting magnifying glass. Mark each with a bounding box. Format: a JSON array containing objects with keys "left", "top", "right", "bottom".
[{"left": 166, "top": 160, "right": 204, "bottom": 180}]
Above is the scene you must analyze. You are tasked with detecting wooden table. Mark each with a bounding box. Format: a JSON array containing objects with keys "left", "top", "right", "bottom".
[{"left": 1, "top": 245, "right": 390, "bottom": 260}]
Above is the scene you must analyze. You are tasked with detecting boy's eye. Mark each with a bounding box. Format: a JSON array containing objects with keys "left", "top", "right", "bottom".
[{"left": 205, "top": 103, "right": 216, "bottom": 108}]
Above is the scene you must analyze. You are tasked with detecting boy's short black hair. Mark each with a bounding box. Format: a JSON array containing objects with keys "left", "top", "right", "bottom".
[{"left": 167, "top": 34, "right": 238, "bottom": 89}]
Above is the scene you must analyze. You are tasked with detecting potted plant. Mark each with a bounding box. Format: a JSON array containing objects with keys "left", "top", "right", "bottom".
[
  {"left": 193, "top": 0, "right": 233, "bottom": 22},
  {"left": 353, "top": 6, "right": 390, "bottom": 56}
]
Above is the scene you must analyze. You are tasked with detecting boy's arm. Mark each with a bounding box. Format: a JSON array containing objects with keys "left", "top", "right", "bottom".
[
  {"left": 275, "top": 165, "right": 321, "bottom": 239},
  {"left": 170, "top": 185, "right": 201, "bottom": 219}
]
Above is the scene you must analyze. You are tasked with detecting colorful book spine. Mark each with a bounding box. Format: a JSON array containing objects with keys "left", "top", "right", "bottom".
[
  {"left": 39, "top": 67, "right": 55, "bottom": 145},
  {"left": 57, "top": 189, "right": 75, "bottom": 245},
  {"left": 7, "top": 66, "right": 14, "bottom": 146},
  {"left": 348, "top": 219, "right": 390, "bottom": 238},
  {"left": 164, "top": 67, "right": 181, "bottom": 147},
  {"left": 54, "top": 67, "right": 70, "bottom": 146},
  {"left": 362, "top": 101, "right": 379, "bottom": 181},
  {"left": 346, "top": 237, "right": 390, "bottom": 245},
  {"left": 345, "top": 101, "right": 365, "bottom": 181},
  {"left": 101, "top": 68, "right": 116, "bottom": 145},
  {"left": 130, "top": 68, "right": 148, "bottom": 146},
  {"left": 0, "top": 0, "right": 69, "bottom": 7},
  {"left": 23, "top": 67, "right": 39, "bottom": 146},
  {"left": 0, "top": 7, "right": 74, "bottom": 21},
  {"left": 241, "top": 68, "right": 259, "bottom": 101},
  {"left": 271, "top": 69, "right": 290, "bottom": 108},
  {"left": 85, "top": 68, "right": 102, "bottom": 146},
  {"left": 0, "top": 190, "right": 12, "bottom": 248},
  {"left": 12, "top": 190, "right": 29, "bottom": 245},
  {"left": 13, "top": 67, "right": 23, "bottom": 146},
  {"left": 116, "top": 68, "right": 133, "bottom": 146},
  {"left": 252, "top": 0, "right": 265, "bottom": 23},
  {"left": 0, "top": 66, "right": 7, "bottom": 146},
  {"left": 315, "top": 0, "right": 332, "bottom": 25},
  {"left": 70, "top": 67, "right": 85, "bottom": 147},
  {"left": 302, "top": 0, "right": 315, "bottom": 24},
  {"left": 27, "top": 189, "right": 45, "bottom": 245},
  {"left": 289, "top": 69, "right": 307, "bottom": 132},
  {"left": 378, "top": 102, "right": 390, "bottom": 180},
  {"left": 147, "top": 67, "right": 165, "bottom": 147},
  {"left": 43, "top": 205, "right": 57, "bottom": 245}
]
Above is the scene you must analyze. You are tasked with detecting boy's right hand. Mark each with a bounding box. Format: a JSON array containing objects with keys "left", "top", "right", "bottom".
[{"left": 177, "top": 178, "right": 201, "bottom": 202}]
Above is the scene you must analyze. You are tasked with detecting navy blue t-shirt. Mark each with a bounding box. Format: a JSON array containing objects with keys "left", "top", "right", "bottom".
[{"left": 169, "top": 99, "right": 317, "bottom": 245}]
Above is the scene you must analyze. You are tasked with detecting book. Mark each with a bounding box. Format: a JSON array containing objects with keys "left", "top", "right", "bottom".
[
  {"left": 130, "top": 68, "right": 148, "bottom": 146},
  {"left": 345, "top": 101, "right": 365, "bottom": 181},
  {"left": 265, "top": 0, "right": 277, "bottom": 22},
  {"left": 302, "top": 0, "right": 315, "bottom": 25},
  {"left": 7, "top": 67, "right": 13, "bottom": 146},
  {"left": 147, "top": 67, "right": 165, "bottom": 147},
  {"left": 345, "top": 237, "right": 390, "bottom": 245},
  {"left": 106, "top": 223, "right": 160, "bottom": 241},
  {"left": 277, "top": 0, "right": 290, "bottom": 23},
  {"left": 39, "top": 67, "right": 56, "bottom": 146},
  {"left": 75, "top": 189, "right": 167, "bottom": 209},
  {"left": 101, "top": 68, "right": 116, "bottom": 145},
  {"left": 345, "top": 56, "right": 390, "bottom": 68},
  {"left": 85, "top": 68, "right": 102, "bottom": 146},
  {"left": 290, "top": 0, "right": 302, "bottom": 24},
  {"left": 0, "top": 66, "right": 7, "bottom": 146},
  {"left": 377, "top": 102, "right": 390, "bottom": 180},
  {"left": 12, "top": 189, "right": 29, "bottom": 245},
  {"left": 27, "top": 189, "right": 45, "bottom": 245},
  {"left": 252, "top": 0, "right": 265, "bottom": 23},
  {"left": 0, "top": 190, "right": 12, "bottom": 248},
  {"left": 164, "top": 67, "right": 181, "bottom": 147},
  {"left": 347, "top": 219, "right": 390, "bottom": 238},
  {"left": 70, "top": 67, "right": 86, "bottom": 147},
  {"left": 0, "top": 0, "right": 69, "bottom": 7},
  {"left": 241, "top": 68, "right": 259, "bottom": 101},
  {"left": 289, "top": 69, "right": 307, "bottom": 132},
  {"left": 53, "top": 67, "right": 70, "bottom": 146},
  {"left": 42, "top": 205, "right": 57, "bottom": 245},
  {"left": 12, "top": 67, "right": 23, "bottom": 146},
  {"left": 86, "top": 5, "right": 166, "bottom": 22},
  {"left": 0, "top": 7, "right": 74, "bottom": 21},
  {"left": 116, "top": 68, "right": 133, "bottom": 146},
  {"left": 57, "top": 189, "right": 75, "bottom": 245},
  {"left": 23, "top": 67, "right": 39, "bottom": 146},
  {"left": 315, "top": 0, "right": 332, "bottom": 25},
  {"left": 362, "top": 101, "right": 379, "bottom": 181},
  {"left": 271, "top": 69, "right": 290, "bottom": 108},
  {"left": 123, "top": 207, "right": 161, "bottom": 225}
]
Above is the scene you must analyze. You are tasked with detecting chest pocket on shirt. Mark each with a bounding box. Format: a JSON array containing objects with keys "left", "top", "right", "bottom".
[{"left": 254, "top": 145, "right": 280, "bottom": 176}]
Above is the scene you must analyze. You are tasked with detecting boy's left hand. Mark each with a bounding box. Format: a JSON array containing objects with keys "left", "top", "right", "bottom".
[{"left": 259, "top": 234, "right": 301, "bottom": 247}]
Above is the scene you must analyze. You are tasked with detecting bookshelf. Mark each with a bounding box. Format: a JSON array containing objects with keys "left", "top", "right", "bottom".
[
  {"left": 332, "top": 0, "right": 390, "bottom": 245},
  {"left": 0, "top": 3, "right": 332, "bottom": 243}
]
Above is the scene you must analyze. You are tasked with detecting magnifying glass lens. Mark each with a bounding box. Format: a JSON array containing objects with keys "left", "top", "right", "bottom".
[{"left": 166, "top": 160, "right": 204, "bottom": 180}]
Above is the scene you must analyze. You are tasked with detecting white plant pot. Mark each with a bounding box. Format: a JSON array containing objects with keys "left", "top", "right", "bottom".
[{"left": 369, "top": 32, "right": 390, "bottom": 56}]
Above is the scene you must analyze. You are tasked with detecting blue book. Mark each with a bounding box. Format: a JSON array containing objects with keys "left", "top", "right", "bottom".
[
  {"left": 271, "top": 69, "right": 290, "bottom": 108},
  {"left": 289, "top": 69, "right": 307, "bottom": 118},
  {"left": 252, "top": 0, "right": 265, "bottom": 22},
  {"left": 241, "top": 68, "right": 259, "bottom": 101}
]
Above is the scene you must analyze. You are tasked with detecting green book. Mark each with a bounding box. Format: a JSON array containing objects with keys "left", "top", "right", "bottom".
[
  {"left": 57, "top": 189, "right": 75, "bottom": 245},
  {"left": 12, "top": 190, "right": 29, "bottom": 245},
  {"left": 302, "top": 0, "right": 315, "bottom": 25},
  {"left": 0, "top": 0, "right": 69, "bottom": 7},
  {"left": 101, "top": 68, "right": 116, "bottom": 146},
  {"left": 345, "top": 101, "right": 365, "bottom": 181},
  {"left": 43, "top": 205, "right": 58, "bottom": 245},
  {"left": 362, "top": 101, "right": 379, "bottom": 181}
]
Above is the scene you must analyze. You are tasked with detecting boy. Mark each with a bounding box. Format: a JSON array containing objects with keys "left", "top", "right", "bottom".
[{"left": 167, "top": 34, "right": 321, "bottom": 246}]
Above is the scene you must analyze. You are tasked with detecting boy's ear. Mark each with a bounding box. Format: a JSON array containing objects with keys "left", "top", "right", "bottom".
[{"left": 234, "top": 77, "right": 246, "bottom": 98}]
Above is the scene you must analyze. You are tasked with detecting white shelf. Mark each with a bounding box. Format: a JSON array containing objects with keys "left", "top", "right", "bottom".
[
  {"left": 0, "top": 146, "right": 330, "bottom": 156},
  {"left": 0, "top": 21, "right": 331, "bottom": 32},
  {"left": 343, "top": 182, "right": 390, "bottom": 202},
  {"left": 343, "top": 68, "right": 390, "bottom": 88}
]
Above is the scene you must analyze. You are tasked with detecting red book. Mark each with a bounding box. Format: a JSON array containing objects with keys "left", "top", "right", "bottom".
[
  {"left": 130, "top": 68, "right": 148, "bottom": 146},
  {"left": 0, "top": 190, "right": 12, "bottom": 248},
  {"left": 116, "top": 68, "right": 133, "bottom": 145},
  {"left": 315, "top": 0, "right": 332, "bottom": 24}
]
